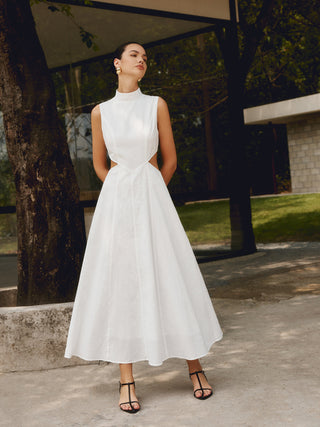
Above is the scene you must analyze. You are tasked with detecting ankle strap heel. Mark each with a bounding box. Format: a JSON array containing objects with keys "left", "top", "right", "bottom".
[
  {"left": 189, "top": 370, "right": 213, "bottom": 400},
  {"left": 119, "top": 380, "right": 135, "bottom": 392},
  {"left": 119, "top": 380, "right": 140, "bottom": 413}
]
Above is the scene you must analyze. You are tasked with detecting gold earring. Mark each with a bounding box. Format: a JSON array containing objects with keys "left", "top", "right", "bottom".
[
  {"left": 116, "top": 67, "right": 121, "bottom": 75},
  {"left": 138, "top": 78, "right": 142, "bottom": 82}
]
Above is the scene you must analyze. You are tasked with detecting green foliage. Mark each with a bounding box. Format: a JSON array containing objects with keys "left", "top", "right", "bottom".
[
  {"left": 142, "top": 36, "right": 226, "bottom": 195},
  {"left": 243, "top": 0, "right": 320, "bottom": 106},
  {"left": 79, "top": 27, "right": 98, "bottom": 51},
  {"left": 275, "top": 171, "right": 291, "bottom": 193}
]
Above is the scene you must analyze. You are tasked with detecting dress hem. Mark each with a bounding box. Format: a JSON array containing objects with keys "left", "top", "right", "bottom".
[{"left": 64, "top": 333, "right": 223, "bottom": 367}]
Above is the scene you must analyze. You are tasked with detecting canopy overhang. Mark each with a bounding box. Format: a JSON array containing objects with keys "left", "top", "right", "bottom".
[
  {"left": 244, "top": 93, "right": 320, "bottom": 125},
  {"left": 31, "top": 0, "right": 238, "bottom": 70}
]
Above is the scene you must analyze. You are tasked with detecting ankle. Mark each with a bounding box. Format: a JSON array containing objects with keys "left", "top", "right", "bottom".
[
  {"left": 120, "top": 377, "right": 134, "bottom": 384},
  {"left": 187, "top": 361, "right": 203, "bottom": 374}
]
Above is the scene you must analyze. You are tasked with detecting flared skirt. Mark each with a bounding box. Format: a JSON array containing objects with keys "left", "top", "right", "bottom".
[{"left": 65, "top": 162, "right": 223, "bottom": 366}]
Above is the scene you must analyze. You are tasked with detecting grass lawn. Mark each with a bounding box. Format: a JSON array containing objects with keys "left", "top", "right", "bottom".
[
  {"left": 0, "top": 213, "right": 17, "bottom": 254},
  {"left": 177, "top": 193, "right": 320, "bottom": 245},
  {"left": 0, "top": 237, "right": 17, "bottom": 254}
]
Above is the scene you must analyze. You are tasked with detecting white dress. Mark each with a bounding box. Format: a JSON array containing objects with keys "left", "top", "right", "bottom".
[{"left": 64, "top": 88, "right": 223, "bottom": 366}]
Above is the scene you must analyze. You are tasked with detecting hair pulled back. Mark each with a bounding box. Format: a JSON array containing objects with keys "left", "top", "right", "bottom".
[{"left": 113, "top": 41, "right": 144, "bottom": 60}]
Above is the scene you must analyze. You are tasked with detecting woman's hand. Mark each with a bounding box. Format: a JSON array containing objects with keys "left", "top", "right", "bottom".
[{"left": 157, "top": 97, "right": 177, "bottom": 186}]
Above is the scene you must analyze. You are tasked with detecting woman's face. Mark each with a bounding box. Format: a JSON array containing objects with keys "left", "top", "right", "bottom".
[{"left": 114, "top": 43, "right": 147, "bottom": 80}]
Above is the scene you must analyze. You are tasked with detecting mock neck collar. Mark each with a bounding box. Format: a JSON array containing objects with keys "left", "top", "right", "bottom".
[{"left": 115, "top": 87, "right": 142, "bottom": 101}]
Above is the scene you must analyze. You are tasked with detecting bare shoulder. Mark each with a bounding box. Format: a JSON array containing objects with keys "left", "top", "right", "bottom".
[
  {"left": 157, "top": 97, "right": 170, "bottom": 120},
  {"left": 91, "top": 104, "right": 101, "bottom": 117},
  {"left": 157, "top": 96, "right": 168, "bottom": 111}
]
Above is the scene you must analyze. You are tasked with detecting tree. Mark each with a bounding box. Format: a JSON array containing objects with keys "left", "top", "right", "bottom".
[
  {"left": 213, "top": 0, "right": 279, "bottom": 251},
  {"left": 244, "top": 0, "right": 320, "bottom": 105},
  {"left": 197, "top": 34, "right": 218, "bottom": 194},
  {"left": 0, "top": 0, "right": 86, "bottom": 305}
]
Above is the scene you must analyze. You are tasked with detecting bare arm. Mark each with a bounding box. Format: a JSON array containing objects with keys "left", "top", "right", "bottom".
[
  {"left": 91, "top": 105, "right": 108, "bottom": 182},
  {"left": 157, "top": 97, "right": 177, "bottom": 186}
]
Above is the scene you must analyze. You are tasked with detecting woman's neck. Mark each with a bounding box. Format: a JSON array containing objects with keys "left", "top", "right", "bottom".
[{"left": 117, "top": 78, "right": 139, "bottom": 93}]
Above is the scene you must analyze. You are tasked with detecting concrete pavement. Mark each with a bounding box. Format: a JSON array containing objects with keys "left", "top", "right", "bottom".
[{"left": 1, "top": 242, "right": 320, "bottom": 426}]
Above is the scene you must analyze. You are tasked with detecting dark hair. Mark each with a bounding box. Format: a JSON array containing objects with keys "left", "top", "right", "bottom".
[{"left": 113, "top": 41, "right": 144, "bottom": 60}]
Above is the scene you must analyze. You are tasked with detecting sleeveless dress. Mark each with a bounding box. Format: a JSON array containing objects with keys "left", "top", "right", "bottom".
[{"left": 64, "top": 88, "right": 223, "bottom": 366}]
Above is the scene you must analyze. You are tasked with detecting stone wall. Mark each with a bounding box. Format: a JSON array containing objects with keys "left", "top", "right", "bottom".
[
  {"left": 0, "top": 303, "right": 96, "bottom": 372},
  {"left": 287, "top": 113, "right": 320, "bottom": 193}
]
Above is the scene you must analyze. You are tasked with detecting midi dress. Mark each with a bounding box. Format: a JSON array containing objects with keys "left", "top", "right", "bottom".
[{"left": 64, "top": 87, "right": 223, "bottom": 366}]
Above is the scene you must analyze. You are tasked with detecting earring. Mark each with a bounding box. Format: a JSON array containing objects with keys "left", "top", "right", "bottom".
[
  {"left": 138, "top": 78, "right": 142, "bottom": 82},
  {"left": 116, "top": 67, "right": 121, "bottom": 75}
]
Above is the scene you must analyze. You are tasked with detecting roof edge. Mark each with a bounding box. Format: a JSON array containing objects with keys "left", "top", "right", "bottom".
[{"left": 244, "top": 93, "right": 320, "bottom": 125}]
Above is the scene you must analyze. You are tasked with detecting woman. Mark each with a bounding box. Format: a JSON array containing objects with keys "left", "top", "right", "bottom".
[{"left": 65, "top": 42, "right": 223, "bottom": 414}]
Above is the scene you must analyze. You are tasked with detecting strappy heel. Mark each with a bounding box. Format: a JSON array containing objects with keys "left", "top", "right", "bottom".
[
  {"left": 189, "top": 370, "right": 213, "bottom": 400},
  {"left": 118, "top": 380, "right": 140, "bottom": 413}
]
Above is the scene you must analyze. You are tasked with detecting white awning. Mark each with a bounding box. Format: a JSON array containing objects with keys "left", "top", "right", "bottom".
[
  {"left": 94, "top": 0, "right": 233, "bottom": 20},
  {"left": 244, "top": 93, "right": 320, "bottom": 125},
  {"left": 31, "top": 0, "right": 237, "bottom": 69}
]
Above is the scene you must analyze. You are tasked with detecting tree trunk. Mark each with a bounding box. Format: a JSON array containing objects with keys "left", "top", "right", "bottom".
[
  {"left": 0, "top": 0, "right": 86, "bottom": 305},
  {"left": 226, "top": 30, "right": 256, "bottom": 252},
  {"left": 197, "top": 34, "right": 218, "bottom": 193},
  {"left": 216, "top": 3, "right": 256, "bottom": 253},
  {"left": 214, "top": 0, "right": 278, "bottom": 252},
  {"left": 227, "top": 77, "right": 256, "bottom": 252}
]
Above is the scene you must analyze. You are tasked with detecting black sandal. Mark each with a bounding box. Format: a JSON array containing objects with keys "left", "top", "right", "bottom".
[
  {"left": 118, "top": 380, "right": 140, "bottom": 413},
  {"left": 189, "top": 370, "right": 213, "bottom": 400}
]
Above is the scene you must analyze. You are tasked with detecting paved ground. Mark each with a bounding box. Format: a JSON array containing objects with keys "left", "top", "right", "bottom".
[
  {"left": 1, "top": 242, "right": 320, "bottom": 427},
  {"left": 201, "top": 242, "right": 320, "bottom": 301}
]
